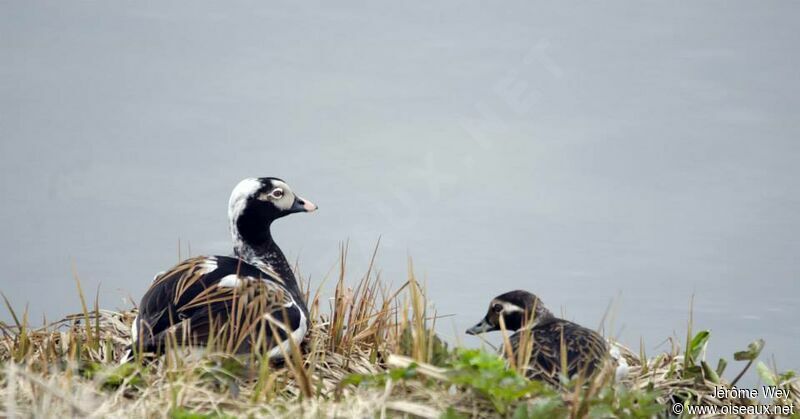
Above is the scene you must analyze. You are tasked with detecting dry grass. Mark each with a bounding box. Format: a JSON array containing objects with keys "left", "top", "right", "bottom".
[{"left": 1, "top": 244, "right": 798, "bottom": 418}]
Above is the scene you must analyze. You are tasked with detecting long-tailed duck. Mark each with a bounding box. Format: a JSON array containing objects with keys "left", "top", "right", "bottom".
[
  {"left": 467, "top": 290, "right": 608, "bottom": 386},
  {"left": 133, "top": 177, "right": 317, "bottom": 359}
]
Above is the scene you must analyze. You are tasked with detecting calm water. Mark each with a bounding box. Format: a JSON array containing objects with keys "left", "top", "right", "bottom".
[{"left": 2, "top": 2, "right": 798, "bottom": 379}]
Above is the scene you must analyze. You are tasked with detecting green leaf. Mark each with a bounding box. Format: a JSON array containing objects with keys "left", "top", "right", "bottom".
[
  {"left": 778, "top": 370, "right": 796, "bottom": 383},
  {"left": 588, "top": 404, "right": 615, "bottom": 418},
  {"left": 756, "top": 361, "right": 776, "bottom": 386},
  {"left": 716, "top": 358, "right": 727, "bottom": 377},
  {"left": 169, "top": 408, "right": 233, "bottom": 419},
  {"left": 446, "top": 349, "right": 544, "bottom": 414},
  {"left": 733, "top": 339, "right": 764, "bottom": 361},
  {"left": 389, "top": 364, "right": 418, "bottom": 380},
  {"left": 520, "top": 397, "right": 567, "bottom": 418},
  {"left": 687, "top": 330, "right": 710, "bottom": 364},
  {"left": 684, "top": 365, "right": 703, "bottom": 380},
  {"left": 340, "top": 373, "right": 366, "bottom": 387},
  {"left": 701, "top": 361, "right": 720, "bottom": 383},
  {"left": 440, "top": 406, "right": 466, "bottom": 419},
  {"left": 104, "top": 363, "right": 144, "bottom": 388},
  {"left": 81, "top": 362, "right": 144, "bottom": 390}
]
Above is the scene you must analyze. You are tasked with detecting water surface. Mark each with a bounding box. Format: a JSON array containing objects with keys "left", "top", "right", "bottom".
[{"left": 1, "top": 1, "right": 798, "bottom": 378}]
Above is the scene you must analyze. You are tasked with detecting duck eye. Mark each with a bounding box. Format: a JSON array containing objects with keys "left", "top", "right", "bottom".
[
  {"left": 270, "top": 189, "right": 284, "bottom": 199},
  {"left": 492, "top": 304, "right": 503, "bottom": 313}
]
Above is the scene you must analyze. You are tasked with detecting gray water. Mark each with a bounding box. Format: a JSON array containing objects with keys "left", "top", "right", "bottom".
[{"left": 2, "top": 2, "right": 798, "bottom": 379}]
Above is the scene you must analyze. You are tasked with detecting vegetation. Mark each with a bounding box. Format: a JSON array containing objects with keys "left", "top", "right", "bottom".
[{"left": 0, "top": 244, "right": 798, "bottom": 417}]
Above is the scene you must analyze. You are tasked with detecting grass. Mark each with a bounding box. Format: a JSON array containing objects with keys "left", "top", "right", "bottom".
[{"left": 1, "top": 244, "right": 798, "bottom": 418}]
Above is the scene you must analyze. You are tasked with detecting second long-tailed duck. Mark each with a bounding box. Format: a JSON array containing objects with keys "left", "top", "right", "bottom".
[{"left": 467, "top": 290, "right": 609, "bottom": 386}]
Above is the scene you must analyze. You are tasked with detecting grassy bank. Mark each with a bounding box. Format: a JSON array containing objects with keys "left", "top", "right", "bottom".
[{"left": 1, "top": 246, "right": 798, "bottom": 418}]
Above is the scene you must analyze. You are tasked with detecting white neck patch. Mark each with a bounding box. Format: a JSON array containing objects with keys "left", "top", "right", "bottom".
[
  {"left": 228, "top": 178, "right": 262, "bottom": 221},
  {"left": 228, "top": 178, "right": 262, "bottom": 244}
]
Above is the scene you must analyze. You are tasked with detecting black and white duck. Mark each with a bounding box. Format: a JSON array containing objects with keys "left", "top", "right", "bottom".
[
  {"left": 466, "top": 290, "right": 608, "bottom": 386},
  {"left": 133, "top": 177, "right": 317, "bottom": 358}
]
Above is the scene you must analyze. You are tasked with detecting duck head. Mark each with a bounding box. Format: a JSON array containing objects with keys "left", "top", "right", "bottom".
[
  {"left": 228, "top": 177, "right": 317, "bottom": 249},
  {"left": 466, "top": 290, "right": 554, "bottom": 335}
]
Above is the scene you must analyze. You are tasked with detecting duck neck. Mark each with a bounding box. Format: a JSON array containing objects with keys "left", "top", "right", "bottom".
[
  {"left": 519, "top": 310, "right": 556, "bottom": 331},
  {"left": 232, "top": 217, "right": 302, "bottom": 297}
]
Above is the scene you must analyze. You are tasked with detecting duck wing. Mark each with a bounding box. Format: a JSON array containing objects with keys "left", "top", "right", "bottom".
[
  {"left": 135, "top": 256, "right": 306, "bottom": 357},
  {"left": 519, "top": 321, "right": 608, "bottom": 386}
]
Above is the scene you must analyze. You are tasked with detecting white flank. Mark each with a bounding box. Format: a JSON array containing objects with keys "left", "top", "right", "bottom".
[
  {"left": 131, "top": 315, "right": 138, "bottom": 344},
  {"left": 609, "top": 343, "right": 630, "bottom": 381},
  {"left": 292, "top": 308, "right": 308, "bottom": 347},
  {"left": 265, "top": 299, "right": 308, "bottom": 360},
  {"left": 217, "top": 274, "right": 242, "bottom": 288},
  {"left": 200, "top": 257, "right": 218, "bottom": 272}
]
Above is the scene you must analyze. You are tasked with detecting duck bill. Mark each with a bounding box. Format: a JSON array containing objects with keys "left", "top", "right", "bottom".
[
  {"left": 466, "top": 318, "right": 496, "bottom": 335},
  {"left": 290, "top": 195, "right": 318, "bottom": 213}
]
